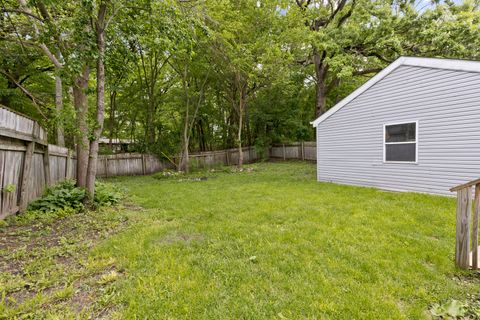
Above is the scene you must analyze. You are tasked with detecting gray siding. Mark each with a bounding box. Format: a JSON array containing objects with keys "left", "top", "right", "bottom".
[{"left": 316, "top": 65, "right": 480, "bottom": 196}]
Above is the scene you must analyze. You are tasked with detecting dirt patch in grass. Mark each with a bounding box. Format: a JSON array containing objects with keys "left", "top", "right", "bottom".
[
  {"left": 156, "top": 232, "right": 205, "bottom": 245},
  {"left": 0, "top": 207, "right": 128, "bottom": 318}
]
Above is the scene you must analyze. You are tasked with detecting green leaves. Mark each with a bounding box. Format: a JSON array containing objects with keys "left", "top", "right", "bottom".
[
  {"left": 27, "top": 180, "right": 121, "bottom": 213},
  {"left": 28, "top": 180, "right": 86, "bottom": 213},
  {"left": 430, "top": 299, "right": 467, "bottom": 318}
]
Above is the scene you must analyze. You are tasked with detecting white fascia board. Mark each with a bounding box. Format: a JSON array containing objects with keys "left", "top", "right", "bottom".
[
  {"left": 311, "top": 56, "right": 480, "bottom": 127},
  {"left": 402, "top": 57, "right": 480, "bottom": 73},
  {"left": 311, "top": 57, "right": 406, "bottom": 127}
]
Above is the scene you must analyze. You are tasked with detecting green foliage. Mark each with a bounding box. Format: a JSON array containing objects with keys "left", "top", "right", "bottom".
[
  {"left": 2, "top": 184, "right": 16, "bottom": 193},
  {"left": 152, "top": 170, "right": 185, "bottom": 180},
  {"left": 12, "top": 207, "right": 78, "bottom": 225},
  {"left": 430, "top": 297, "right": 480, "bottom": 319},
  {"left": 93, "top": 182, "right": 122, "bottom": 207},
  {"left": 3, "top": 0, "right": 480, "bottom": 157},
  {"left": 27, "top": 180, "right": 122, "bottom": 214},
  {"left": 28, "top": 180, "right": 85, "bottom": 213}
]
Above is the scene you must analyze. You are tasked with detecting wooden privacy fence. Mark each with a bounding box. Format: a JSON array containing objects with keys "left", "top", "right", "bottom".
[
  {"left": 0, "top": 106, "right": 51, "bottom": 219},
  {"left": 0, "top": 106, "right": 173, "bottom": 219},
  {"left": 177, "top": 146, "right": 261, "bottom": 169},
  {"left": 0, "top": 106, "right": 315, "bottom": 219},
  {"left": 450, "top": 178, "right": 480, "bottom": 269},
  {"left": 269, "top": 142, "right": 316, "bottom": 161},
  {"left": 97, "top": 153, "right": 170, "bottom": 177}
]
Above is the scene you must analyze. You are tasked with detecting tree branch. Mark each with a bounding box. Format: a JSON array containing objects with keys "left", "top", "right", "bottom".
[
  {"left": 352, "top": 68, "right": 382, "bottom": 76},
  {"left": 0, "top": 70, "right": 47, "bottom": 119},
  {"left": 1, "top": 8, "right": 44, "bottom": 22},
  {"left": 336, "top": 0, "right": 356, "bottom": 27}
]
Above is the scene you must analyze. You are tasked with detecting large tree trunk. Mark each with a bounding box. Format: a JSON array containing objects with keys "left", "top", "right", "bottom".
[
  {"left": 73, "top": 66, "right": 90, "bottom": 189},
  {"left": 86, "top": 3, "right": 107, "bottom": 199},
  {"left": 314, "top": 51, "right": 328, "bottom": 118},
  {"left": 55, "top": 68, "right": 65, "bottom": 147}
]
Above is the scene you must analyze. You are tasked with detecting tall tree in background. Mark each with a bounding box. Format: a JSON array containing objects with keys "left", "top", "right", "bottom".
[{"left": 1, "top": 0, "right": 480, "bottom": 172}]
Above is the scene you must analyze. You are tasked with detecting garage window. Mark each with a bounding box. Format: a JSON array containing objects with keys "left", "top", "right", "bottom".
[{"left": 384, "top": 122, "right": 417, "bottom": 163}]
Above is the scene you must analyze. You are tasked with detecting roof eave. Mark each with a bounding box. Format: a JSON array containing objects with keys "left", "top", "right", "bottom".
[{"left": 311, "top": 56, "right": 480, "bottom": 127}]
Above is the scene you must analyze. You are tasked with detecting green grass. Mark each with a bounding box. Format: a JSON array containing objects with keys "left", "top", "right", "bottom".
[
  {"left": 99, "top": 161, "right": 477, "bottom": 319},
  {"left": 1, "top": 161, "right": 479, "bottom": 318}
]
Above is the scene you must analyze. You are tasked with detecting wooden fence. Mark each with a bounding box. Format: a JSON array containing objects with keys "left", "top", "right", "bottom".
[
  {"left": 0, "top": 106, "right": 315, "bottom": 219},
  {"left": 450, "top": 178, "right": 480, "bottom": 269},
  {"left": 180, "top": 146, "right": 262, "bottom": 169},
  {"left": 0, "top": 106, "right": 173, "bottom": 219},
  {"left": 97, "top": 153, "right": 170, "bottom": 177},
  {"left": 269, "top": 142, "right": 316, "bottom": 161}
]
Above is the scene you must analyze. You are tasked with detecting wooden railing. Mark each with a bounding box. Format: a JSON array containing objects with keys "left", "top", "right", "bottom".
[{"left": 450, "top": 178, "right": 480, "bottom": 269}]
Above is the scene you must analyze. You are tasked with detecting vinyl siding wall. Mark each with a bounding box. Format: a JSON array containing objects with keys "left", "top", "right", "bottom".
[{"left": 316, "top": 65, "right": 480, "bottom": 196}]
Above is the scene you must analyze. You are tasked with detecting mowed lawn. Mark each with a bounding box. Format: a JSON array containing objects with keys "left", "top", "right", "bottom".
[{"left": 92, "top": 161, "right": 477, "bottom": 319}]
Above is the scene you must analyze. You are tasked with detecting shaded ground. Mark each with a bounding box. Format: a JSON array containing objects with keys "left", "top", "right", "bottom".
[{"left": 0, "top": 205, "right": 130, "bottom": 318}]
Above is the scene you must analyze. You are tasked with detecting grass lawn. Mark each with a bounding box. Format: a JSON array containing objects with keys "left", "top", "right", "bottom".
[{"left": 1, "top": 161, "right": 479, "bottom": 318}]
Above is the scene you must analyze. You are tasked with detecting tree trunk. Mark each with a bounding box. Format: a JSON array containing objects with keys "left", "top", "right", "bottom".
[
  {"left": 146, "top": 99, "right": 156, "bottom": 147},
  {"left": 237, "top": 80, "right": 247, "bottom": 168},
  {"left": 86, "top": 3, "right": 107, "bottom": 200},
  {"left": 73, "top": 66, "right": 90, "bottom": 189},
  {"left": 55, "top": 65, "right": 65, "bottom": 147},
  {"left": 179, "top": 137, "right": 189, "bottom": 172},
  {"left": 108, "top": 90, "right": 117, "bottom": 149},
  {"left": 314, "top": 51, "right": 328, "bottom": 118},
  {"left": 179, "top": 98, "right": 190, "bottom": 172}
]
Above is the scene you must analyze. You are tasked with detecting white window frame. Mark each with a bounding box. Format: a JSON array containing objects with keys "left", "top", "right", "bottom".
[{"left": 383, "top": 121, "right": 418, "bottom": 164}]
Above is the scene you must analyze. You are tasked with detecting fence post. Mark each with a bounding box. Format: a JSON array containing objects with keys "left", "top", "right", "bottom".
[
  {"left": 283, "top": 144, "right": 286, "bottom": 160},
  {"left": 301, "top": 141, "right": 305, "bottom": 161},
  {"left": 19, "top": 141, "right": 35, "bottom": 211},
  {"left": 226, "top": 150, "right": 230, "bottom": 166},
  {"left": 473, "top": 184, "right": 480, "bottom": 269},
  {"left": 456, "top": 187, "right": 471, "bottom": 269},
  {"left": 142, "top": 154, "right": 146, "bottom": 175},
  {"left": 104, "top": 158, "right": 109, "bottom": 178},
  {"left": 43, "top": 145, "right": 51, "bottom": 187},
  {"left": 65, "top": 149, "right": 72, "bottom": 179}
]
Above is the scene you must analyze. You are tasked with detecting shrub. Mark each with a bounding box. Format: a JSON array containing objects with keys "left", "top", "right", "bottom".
[
  {"left": 94, "top": 182, "right": 122, "bottom": 207},
  {"left": 27, "top": 180, "right": 122, "bottom": 213},
  {"left": 28, "top": 180, "right": 85, "bottom": 213}
]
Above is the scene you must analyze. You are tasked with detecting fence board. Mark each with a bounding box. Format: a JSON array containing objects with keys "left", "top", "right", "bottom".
[
  {"left": 270, "top": 142, "right": 316, "bottom": 161},
  {"left": 456, "top": 188, "right": 471, "bottom": 269}
]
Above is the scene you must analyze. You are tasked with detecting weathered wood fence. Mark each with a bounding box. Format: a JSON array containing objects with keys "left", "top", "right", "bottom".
[
  {"left": 0, "top": 106, "right": 315, "bottom": 219},
  {"left": 269, "top": 142, "right": 316, "bottom": 161},
  {"left": 176, "top": 146, "right": 261, "bottom": 169},
  {"left": 450, "top": 179, "right": 480, "bottom": 269},
  {"left": 0, "top": 107, "right": 50, "bottom": 219},
  {"left": 97, "top": 153, "right": 170, "bottom": 177},
  {"left": 0, "top": 107, "right": 174, "bottom": 219}
]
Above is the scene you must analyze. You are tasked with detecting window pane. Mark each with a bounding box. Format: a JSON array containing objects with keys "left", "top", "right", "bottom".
[
  {"left": 385, "top": 123, "right": 416, "bottom": 143},
  {"left": 385, "top": 143, "right": 416, "bottom": 162}
]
